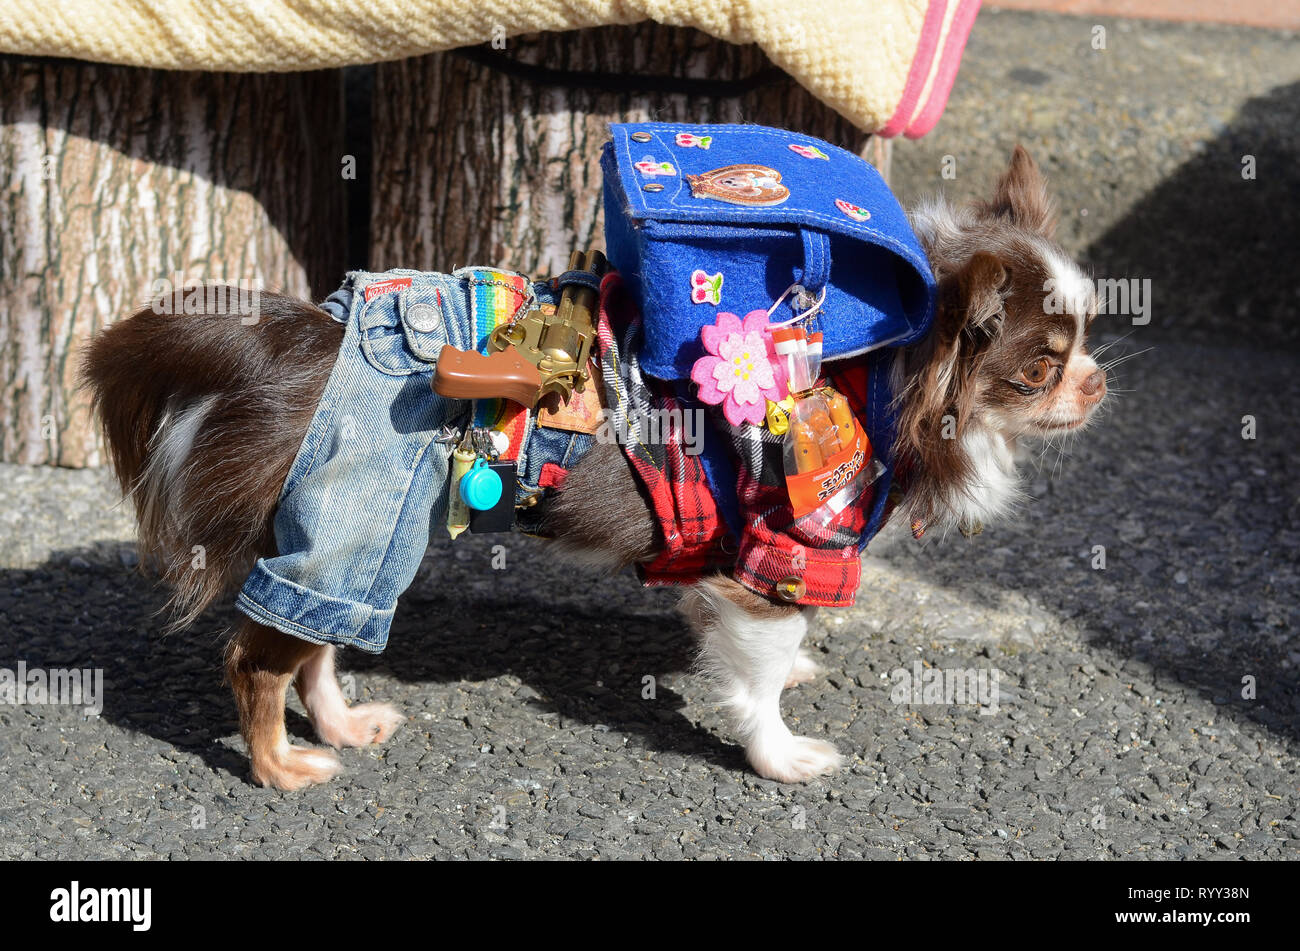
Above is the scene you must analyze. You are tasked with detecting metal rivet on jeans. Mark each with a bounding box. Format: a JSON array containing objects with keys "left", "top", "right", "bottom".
[{"left": 405, "top": 302, "right": 442, "bottom": 333}]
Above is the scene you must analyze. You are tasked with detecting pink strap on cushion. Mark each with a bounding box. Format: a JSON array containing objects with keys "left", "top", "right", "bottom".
[
  {"left": 906, "top": 0, "right": 982, "bottom": 138},
  {"left": 877, "top": 0, "right": 948, "bottom": 139}
]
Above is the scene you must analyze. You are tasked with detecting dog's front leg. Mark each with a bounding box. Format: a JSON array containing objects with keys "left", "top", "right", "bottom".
[{"left": 683, "top": 577, "right": 842, "bottom": 782}]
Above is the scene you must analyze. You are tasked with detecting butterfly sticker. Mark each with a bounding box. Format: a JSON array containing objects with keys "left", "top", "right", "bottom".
[
  {"left": 690, "top": 269, "right": 724, "bottom": 305},
  {"left": 675, "top": 132, "right": 713, "bottom": 150},
  {"left": 635, "top": 157, "right": 677, "bottom": 177},
  {"left": 788, "top": 143, "right": 829, "bottom": 160},
  {"left": 835, "top": 198, "right": 871, "bottom": 221}
]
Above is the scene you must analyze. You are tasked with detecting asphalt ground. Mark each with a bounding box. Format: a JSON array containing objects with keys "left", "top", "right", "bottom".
[{"left": 0, "top": 9, "right": 1297, "bottom": 859}]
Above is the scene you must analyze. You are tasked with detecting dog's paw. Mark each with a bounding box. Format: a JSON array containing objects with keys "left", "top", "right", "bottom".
[
  {"left": 784, "top": 650, "right": 822, "bottom": 688},
  {"left": 747, "top": 734, "right": 843, "bottom": 783},
  {"left": 314, "top": 702, "right": 405, "bottom": 749},
  {"left": 251, "top": 745, "right": 343, "bottom": 791}
]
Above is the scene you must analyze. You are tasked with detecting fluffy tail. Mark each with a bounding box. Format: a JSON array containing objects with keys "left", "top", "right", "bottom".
[{"left": 81, "top": 288, "right": 344, "bottom": 630}]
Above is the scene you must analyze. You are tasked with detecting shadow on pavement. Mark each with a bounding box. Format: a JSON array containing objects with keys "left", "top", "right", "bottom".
[
  {"left": 1, "top": 539, "right": 737, "bottom": 785},
  {"left": 1082, "top": 81, "right": 1300, "bottom": 348}
]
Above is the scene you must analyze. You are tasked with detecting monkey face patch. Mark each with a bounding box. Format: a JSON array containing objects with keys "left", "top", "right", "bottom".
[{"left": 685, "top": 164, "right": 790, "bottom": 207}]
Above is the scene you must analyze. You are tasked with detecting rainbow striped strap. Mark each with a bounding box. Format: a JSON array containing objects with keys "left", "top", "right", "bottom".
[{"left": 466, "top": 269, "right": 535, "bottom": 460}]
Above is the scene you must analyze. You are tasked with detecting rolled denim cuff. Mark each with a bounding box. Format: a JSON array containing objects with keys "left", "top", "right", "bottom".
[{"left": 236, "top": 559, "right": 395, "bottom": 654}]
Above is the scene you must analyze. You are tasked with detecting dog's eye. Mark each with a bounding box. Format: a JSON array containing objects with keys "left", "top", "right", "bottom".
[{"left": 1018, "top": 358, "right": 1054, "bottom": 387}]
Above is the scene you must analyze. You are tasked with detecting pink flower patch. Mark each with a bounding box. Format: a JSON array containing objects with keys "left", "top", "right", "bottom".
[{"left": 690, "top": 311, "right": 787, "bottom": 427}]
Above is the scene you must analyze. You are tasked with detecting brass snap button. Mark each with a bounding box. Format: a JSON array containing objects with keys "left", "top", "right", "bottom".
[
  {"left": 642, "top": 183, "right": 664, "bottom": 193},
  {"left": 775, "top": 576, "right": 806, "bottom": 602},
  {"left": 630, "top": 131, "right": 652, "bottom": 142}
]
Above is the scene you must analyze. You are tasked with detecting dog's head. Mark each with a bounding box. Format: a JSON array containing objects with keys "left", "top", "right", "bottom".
[
  {"left": 901, "top": 146, "right": 1107, "bottom": 523},
  {"left": 908, "top": 146, "right": 1107, "bottom": 441}
]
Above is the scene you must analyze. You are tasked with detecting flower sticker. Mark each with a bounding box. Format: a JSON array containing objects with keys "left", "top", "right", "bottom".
[
  {"left": 675, "top": 132, "right": 713, "bottom": 150},
  {"left": 690, "top": 311, "right": 787, "bottom": 427},
  {"left": 635, "top": 157, "right": 677, "bottom": 177},
  {"left": 690, "top": 269, "right": 724, "bottom": 305},
  {"left": 835, "top": 198, "right": 871, "bottom": 221},
  {"left": 789, "top": 143, "right": 829, "bottom": 160}
]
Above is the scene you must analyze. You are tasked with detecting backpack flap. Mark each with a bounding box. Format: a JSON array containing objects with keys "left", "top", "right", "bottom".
[{"left": 601, "top": 122, "right": 936, "bottom": 381}]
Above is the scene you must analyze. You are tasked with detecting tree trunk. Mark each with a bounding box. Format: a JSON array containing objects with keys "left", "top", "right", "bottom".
[
  {"left": 0, "top": 62, "right": 346, "bottom": 466},
  {"left": 371, "top": 24, "right": 872, "bottom": 276}
]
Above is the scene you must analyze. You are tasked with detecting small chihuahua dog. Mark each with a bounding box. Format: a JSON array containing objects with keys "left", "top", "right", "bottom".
[{"left": 83, "top": 146, "right": 1105, "bottom": 789}]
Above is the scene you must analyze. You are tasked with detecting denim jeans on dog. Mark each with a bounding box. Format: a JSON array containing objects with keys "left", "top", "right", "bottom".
[{"left": 235, "top": 268, "right": 591, "bottom": 653}]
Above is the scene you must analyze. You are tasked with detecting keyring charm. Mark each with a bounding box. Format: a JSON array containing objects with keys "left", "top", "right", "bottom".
[{"left": 765, "top": 282, "right": 827, "bottom": 328}]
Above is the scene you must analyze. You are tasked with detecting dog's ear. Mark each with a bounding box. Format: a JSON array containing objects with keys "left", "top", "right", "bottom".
[
  {"left": 900, "top": 251, "right": 1007, "bottom": 503},
  {"left": 977, "top": 145, "right": 1057, "bottom": 237},
  {"left": 937, "top": 251, "right": 1007, "bottom": 343}
]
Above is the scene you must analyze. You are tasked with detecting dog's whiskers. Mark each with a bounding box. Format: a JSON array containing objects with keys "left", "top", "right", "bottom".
[
  {"left": 1089, "top": 329, "right": 1137, "bottom": 360},
  {"left": 1098, "top": 347, "right": 1152, "bottom": 373}
]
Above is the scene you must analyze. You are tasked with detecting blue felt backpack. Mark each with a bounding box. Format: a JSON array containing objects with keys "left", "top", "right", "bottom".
[{"left": 601, "top": 122, "right": 936, "bottom": 381}]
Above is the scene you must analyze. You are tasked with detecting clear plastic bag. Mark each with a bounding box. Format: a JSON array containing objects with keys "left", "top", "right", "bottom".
[{"left": 781, "top": 386, "right": 883, "bottom": 525}]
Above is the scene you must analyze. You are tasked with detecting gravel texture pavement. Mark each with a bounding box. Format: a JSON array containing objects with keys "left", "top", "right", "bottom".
[{"left": 1, "top": 9, "right": 1297, "bottom": 859}]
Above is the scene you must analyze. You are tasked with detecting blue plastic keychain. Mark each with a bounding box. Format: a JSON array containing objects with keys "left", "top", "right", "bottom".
[{"left": 459, "top": 457, "right": 503, "bottom": 511}]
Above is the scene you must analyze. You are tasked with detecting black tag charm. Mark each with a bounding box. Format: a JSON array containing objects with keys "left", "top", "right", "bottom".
[{"left": 468, "top": 460, "right": 517, "bottom": 534}]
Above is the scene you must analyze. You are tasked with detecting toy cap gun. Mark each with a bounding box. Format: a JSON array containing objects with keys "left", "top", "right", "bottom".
[{"left": 432, "top": 250, "right": 608, "bottom": 407}]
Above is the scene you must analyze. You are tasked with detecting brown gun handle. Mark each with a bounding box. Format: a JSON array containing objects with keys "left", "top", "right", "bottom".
[{"left": 431, "top": 346, "right": 542, "bottom": 408}]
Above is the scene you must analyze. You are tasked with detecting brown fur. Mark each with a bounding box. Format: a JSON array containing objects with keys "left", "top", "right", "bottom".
[
  {"left": 81, "top": 292, "right": 342, "bottom": 629},
  {"left": 897, "top": 250, "right": 1008, "bottom": 521},
  {"left": 975, "top": 144, "right": 1059, "bottom": 236},
  {"left": 540, "top": 440, "right": 660, "bottom": 567}
]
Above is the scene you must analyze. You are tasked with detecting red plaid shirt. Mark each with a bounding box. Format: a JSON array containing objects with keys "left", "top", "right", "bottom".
[{"left": 591, "top": 274, "right": 890, "bottom": 607}]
